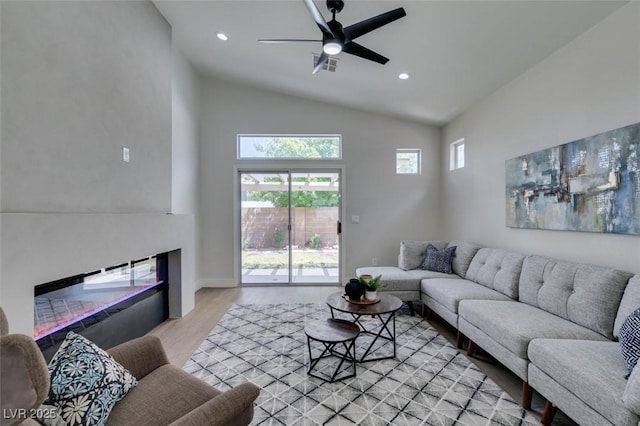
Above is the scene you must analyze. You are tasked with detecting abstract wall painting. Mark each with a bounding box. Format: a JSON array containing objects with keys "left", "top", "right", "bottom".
[{"left": 506, "top": 122, "right": 640, "bottom": 235}]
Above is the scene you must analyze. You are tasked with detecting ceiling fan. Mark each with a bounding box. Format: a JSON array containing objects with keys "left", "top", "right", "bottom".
[{"left": 259, "top": 0, "right": 406, "bottom": 74}]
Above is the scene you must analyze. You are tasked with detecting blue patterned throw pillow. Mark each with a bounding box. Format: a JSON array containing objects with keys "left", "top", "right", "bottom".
[
  {"left": 422, "top": 244, "right": 457, "bottom": 274},
  {"left": 620, "top": 307, "right": 640, "bottom": 379},
  {"left": 45, "top": 332, "right": 137, "bottom": 426}
]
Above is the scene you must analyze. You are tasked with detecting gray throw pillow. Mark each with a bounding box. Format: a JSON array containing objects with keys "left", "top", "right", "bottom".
[
  {"left": 422, "top": 244, "right": 457, "bottom": 274},
  {"left": 620, "top": 307, "right": 640, "bottom": 378}
]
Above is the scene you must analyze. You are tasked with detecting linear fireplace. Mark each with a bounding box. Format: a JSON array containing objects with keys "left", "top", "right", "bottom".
[{"left": 35, "top": 252, "right": 172, "bottom": 360}]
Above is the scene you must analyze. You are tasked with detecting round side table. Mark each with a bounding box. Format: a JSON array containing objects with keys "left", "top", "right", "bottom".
[
  {"left": 326, "top": 292, "right": 402, "bottom": 362},
  {"left": 304, "top": 318, "right": 360, "bottom": 383}
]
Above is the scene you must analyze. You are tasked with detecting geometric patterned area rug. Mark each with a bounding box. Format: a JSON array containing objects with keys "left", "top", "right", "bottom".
[{"left": 183, "top": 303, "right": 539, "bottom": 425}]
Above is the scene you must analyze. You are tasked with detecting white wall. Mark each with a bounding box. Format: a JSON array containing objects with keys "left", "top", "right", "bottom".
[
  {"left": 0, "top": 1, "right": 196, "bottom": 335},
  {"left": 172, "top": 46, "right": 200, "bottom": 216},
  {"left": 171, "top": 44, "right": 200, "bottom": 283},
  {"left": 441, "top": 2, "right": 640, "bottom": 273},
  {"left": 198, "top": 78, "right": 441, "bottom": 286},
  {"left": 1, "top": 1, "right": 171, "bottom": 213}
]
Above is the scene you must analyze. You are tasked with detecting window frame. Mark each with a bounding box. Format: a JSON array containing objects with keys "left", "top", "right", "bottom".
[
  {"left": 450, "top": 139, "right": 465, "bottom": 170},
  {"left": 395, "top": 148, "right": 422, "bottom": 175}
]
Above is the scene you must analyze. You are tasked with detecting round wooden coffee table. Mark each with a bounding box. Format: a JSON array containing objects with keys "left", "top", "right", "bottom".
[
  {"left": 304, "top": 318, "right": 360, "bottom": 383},
  {"left": 326, "top": 292, "right": 403, "bottom": 362}
]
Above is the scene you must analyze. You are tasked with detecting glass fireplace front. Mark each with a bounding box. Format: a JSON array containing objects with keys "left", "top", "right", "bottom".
[{"left": 35, "top": 253, "right": 169, "bottom": 356}]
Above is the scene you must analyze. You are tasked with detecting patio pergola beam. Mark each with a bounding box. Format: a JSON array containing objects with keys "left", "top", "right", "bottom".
[{"left": 241, "top": 182, "right": 338, "bottom": 192}]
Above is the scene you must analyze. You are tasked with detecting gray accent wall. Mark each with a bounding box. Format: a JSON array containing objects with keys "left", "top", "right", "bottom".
[
  {"left": 0, "top": 1, "right": 197, "bottom": 335},
  {"left": 198, "top": 78, "right": 441, "bottom": 287},
  {"left": 441, "top": 2, "right": 640, "bottom": 273}
]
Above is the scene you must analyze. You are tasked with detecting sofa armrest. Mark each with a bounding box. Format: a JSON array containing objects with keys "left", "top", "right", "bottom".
[
  {"left": 0, "top": 334, "right": 50, "bottom": 424},
  {"left": 623, "top": 364, "right": 640, "bottom": 415},
  {"left": 168, "top": 382, "right": 260, "bottom": 426},
  {"left": 107, "top": 335, "right": 169, "bottom": 380},
  {"left": 1, "top": 307, "right": 9, "bottom": 335}
]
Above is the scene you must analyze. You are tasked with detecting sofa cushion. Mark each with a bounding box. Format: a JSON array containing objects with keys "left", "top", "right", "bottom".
[
  {"left": 459, "top": 300, "right": 607, "bottom": 358},
  {"left": 106, "top": 364, "right": 220, "bottom": 425},
  {"left": 446, "top": 241, "right": 482, "bottom": 278},
  {"left": 615, "top": 275, "right": 640, "bottom": 339},
  {"left": 519, "top": 256, "right": 633, "bottom": 339},
  {"left": 463, "top": 248, "right": 524, "bottom": 299},
  {"left": 355, "top": 266, "right": 456, "bottom": 293},
  {"left": 398, "top": 240, "right": 448, "bottom": 270},
  {"left": 421, "top": 278, "right": 511, "bottom": 313},
  {"left": 529, "top": 339, "right": 635, "bottom": 426},
  {"left": 46, "top": 331, "right": 137, "bottom": 426},
  {"left": 620, "top": 308, "right": 640, "bottom": 378},
  {"left": 422, "top": 244, "right": 456, "bottom": 274},
  {"left": 623, "top": 364, "right": 640, "bottom": 414}
]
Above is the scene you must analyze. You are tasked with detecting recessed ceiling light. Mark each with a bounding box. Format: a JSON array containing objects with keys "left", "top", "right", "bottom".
[
  {"left": 398, "top": 73, "right": 410, "bottom": 80},
  {"left": 216, "top": 33, "right": 228, "bottom": 41}
]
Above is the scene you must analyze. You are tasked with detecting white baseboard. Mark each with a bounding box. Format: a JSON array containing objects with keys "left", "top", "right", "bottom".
[{"left": 197, "top": 278, "right": 238, "bottom": 289}]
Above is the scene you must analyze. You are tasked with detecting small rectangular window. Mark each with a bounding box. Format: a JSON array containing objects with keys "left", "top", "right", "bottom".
[
  {"left": 450, "top": 139, "right": 465, "bottom": 170},
  {"left": 396, "top": 149, "right": 421, "bottom": 174},
  {"left": 238, "top": 135, "right": 341, "bottom": 159}
]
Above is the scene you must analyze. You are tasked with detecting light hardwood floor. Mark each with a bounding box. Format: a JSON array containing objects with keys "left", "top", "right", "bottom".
[
  {"left": 149, "top": 286, "right": 340, "bottom": 366},
  {"left": 150, "top": 286, "right": 574, "bottom": 425}
]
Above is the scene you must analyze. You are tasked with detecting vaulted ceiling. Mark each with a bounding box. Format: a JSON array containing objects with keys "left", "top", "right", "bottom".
[{"left": 154, "top": 1, "right": 627, "bottom": 125}]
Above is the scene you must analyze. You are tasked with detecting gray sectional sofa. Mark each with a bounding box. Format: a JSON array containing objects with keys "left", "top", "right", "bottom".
[{"left": 356, "top": 240, "right": 640, "bottom": 426}]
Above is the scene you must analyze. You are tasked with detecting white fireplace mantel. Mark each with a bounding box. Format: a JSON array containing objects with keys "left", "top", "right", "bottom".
[{"left": 0, "top": 212, "right": 195, "bottom": 336}]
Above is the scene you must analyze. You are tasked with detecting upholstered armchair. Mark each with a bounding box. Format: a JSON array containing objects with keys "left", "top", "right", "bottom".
[
  {"left": 0, "top": 308, "right": 260, "bottom": 426},
  {"left": 105, "top": 335, "right": 259, "bottom": 425},
  {"left": 0, "top": 308, "right": 49, "bottom": 426}
]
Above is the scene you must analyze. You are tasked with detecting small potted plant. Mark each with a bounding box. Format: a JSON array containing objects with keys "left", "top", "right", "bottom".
[{"left": 359, "top": 274, "right": 382, "bottom": 301}]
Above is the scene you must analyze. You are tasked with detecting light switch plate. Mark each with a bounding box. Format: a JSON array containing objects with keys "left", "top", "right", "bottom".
[{"left": 122, "top": 147, "right": 130, "bottom": 163}]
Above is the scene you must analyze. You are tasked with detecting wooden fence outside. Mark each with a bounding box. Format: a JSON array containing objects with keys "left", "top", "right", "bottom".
[{"left": 241, "top": 207, "right": 339, "bottom": 249}]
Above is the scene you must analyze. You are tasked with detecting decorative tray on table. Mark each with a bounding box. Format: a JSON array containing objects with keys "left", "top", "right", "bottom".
[{"left": 342, "top": 295, "right": 381, "bottom": 305}]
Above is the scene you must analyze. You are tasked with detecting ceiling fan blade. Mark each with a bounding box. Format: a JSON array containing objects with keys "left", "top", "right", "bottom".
[
  {"left": 343, "top": 8, "right": 406, "bottom": 42},
  {"left": 342, "top": 41, "right": 389, "bottom": 65},
  {"left": 312, "top": 52, "right": 329, "bottom": 74},
  {"left": 303, "top": 0, "right": 334, "bottom": 36},
  {"left": 259, "top": 39, "right": 322, "bottom": 44}
]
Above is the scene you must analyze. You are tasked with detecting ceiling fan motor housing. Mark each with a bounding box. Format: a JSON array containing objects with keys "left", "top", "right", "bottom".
[
  {"left": 326, "top": 20, "right": 344, "bottom": 43},
  {"left": 326, "top": 0, "right": 344, "bottom": 14}
]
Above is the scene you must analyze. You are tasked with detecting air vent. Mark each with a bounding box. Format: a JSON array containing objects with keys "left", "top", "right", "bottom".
[{"left": 312, "top": 54, "right": 339, "bottom": 72}]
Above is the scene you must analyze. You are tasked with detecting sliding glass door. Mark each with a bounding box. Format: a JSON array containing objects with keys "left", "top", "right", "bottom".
[
  {"left": 239, "top": 169, "right": 341, "bottom": 285},
  {"left": 240, "top": 171, "right": 291, "bottom": 284},
  {"left": 289, "top": 171, "right": 340, "bottom": 283}
]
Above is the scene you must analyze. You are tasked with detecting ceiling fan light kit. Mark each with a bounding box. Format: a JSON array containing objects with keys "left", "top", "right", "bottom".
[
  {"left": 259, "top": 0, "right": 406, "bottom": 74},
  {"left": 323, "top": 41, "right": 342, "bottom": 55}
]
